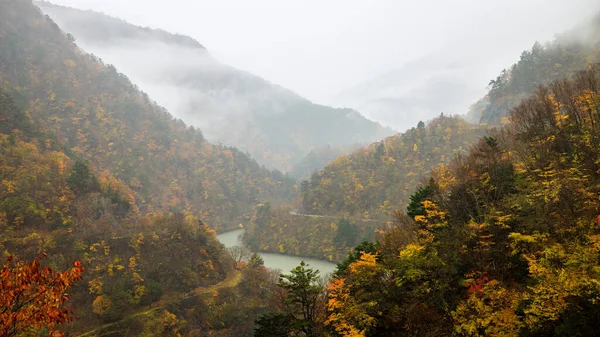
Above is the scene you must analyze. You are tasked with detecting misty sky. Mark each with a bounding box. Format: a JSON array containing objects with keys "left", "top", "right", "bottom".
[{"left": 49, "top": 0, "right": 600, "bottom": 107}]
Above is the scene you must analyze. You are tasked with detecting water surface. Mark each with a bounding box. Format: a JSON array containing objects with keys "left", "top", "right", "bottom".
[{"left": 217, "top": 229, "right": 336, "bottom": 275}]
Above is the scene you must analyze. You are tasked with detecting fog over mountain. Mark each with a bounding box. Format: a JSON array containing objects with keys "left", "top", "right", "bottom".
[
  {"left": 37, "top": 2, "right": 393, "bottom": 172},
  {"left": 333, "top": 1, "right": 600, "bottom": 130},
  {"left": 45, "top": 0, "right": 600, "bottom": 132}
]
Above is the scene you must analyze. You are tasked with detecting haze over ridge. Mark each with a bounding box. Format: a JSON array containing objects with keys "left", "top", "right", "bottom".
[
  {"left": 47, "top": 0, "right": 600, "bottom": 116},
  {"left": 38, "top": 1, "right": 394, "bottom": 172}
]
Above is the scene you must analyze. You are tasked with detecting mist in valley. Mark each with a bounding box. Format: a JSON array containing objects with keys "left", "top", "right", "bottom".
[
  {"left": 36, "top": 0, "right": 600, "bottom": 173},
  {"left": 44, "top": 0, "right": 600, "bottom": 131},
  {"left": 39, "top": 1, "right": 397, "bottom": 173}
]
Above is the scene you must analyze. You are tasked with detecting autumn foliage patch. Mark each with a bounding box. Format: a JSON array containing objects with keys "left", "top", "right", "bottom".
[{"left": 0, "top": 255, "right": 84, "bottom": 337}]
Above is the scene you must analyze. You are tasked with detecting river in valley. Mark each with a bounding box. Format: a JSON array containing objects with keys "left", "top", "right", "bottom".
[{"left": 216, "top": 229, "right": 337, "bottom": 275}]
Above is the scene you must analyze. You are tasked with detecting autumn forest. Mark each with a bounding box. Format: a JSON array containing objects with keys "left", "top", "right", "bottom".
[{"left": 2, "top": 0, "right": 600, "bottom": 336}]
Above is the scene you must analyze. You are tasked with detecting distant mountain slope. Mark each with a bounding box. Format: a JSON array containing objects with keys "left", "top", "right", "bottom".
[
  {"left": 334, "top": 49, "right": 488, "bottom": 132},
  {"left": 36, "top": 1, "right": 394, "bottom": 172},
  {"left": 472, "top": 13, "right": 600, "bottom": 124},
  {"left": 334, "top": 8, "right": 600, "bottom": 133},
  {"left": 289, "top": 143, "right": 365, "bottom": 180},
  {"left": 1, "top": 0, "right": 294, "bottom": 232},
  {"left": 299, "top": 116, "right": 485, "bottom": 218}
]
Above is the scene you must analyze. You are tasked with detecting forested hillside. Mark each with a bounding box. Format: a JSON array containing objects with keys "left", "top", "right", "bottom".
[
  {"left": 242, "top": 116, "right": 485, "bottom": 261},
  {"left": 324, "top": 66, "right": 600, "bottom": 336},
  {"left": 0, "top": 0, "right": 293, "bottom": 335},
  {"left": 300, "top": 116, "right": 485, "bottom": 218},
  {"left": 36, "top": 1, "right": 395, "bottom": 172},
  {"left": 1, "top": 0, "right": 295, "bottom": 232},
  {"left": 0, "top": 73, "right": 278, "bottom": 337},
  {"left": 473, "top": 13, "right": 600, "bottom": 124},
  {"left": 290, "top": 143, "right": 364, "bottom": 180},
  {"left": 0, "top": 76, "right": 244, "bottom": 335},
  {"left": 243, "top": 204, "right": 382, "bottom": 262}
]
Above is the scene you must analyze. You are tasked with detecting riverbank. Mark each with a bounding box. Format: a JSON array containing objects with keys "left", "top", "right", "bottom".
[{"left": 216, "top": 229, "right": 337, "bottom": 275}]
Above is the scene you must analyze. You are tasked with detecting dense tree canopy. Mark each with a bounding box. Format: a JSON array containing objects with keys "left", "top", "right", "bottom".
[{"left": 324, "top": 66, "right": 600, "bottom": 336}]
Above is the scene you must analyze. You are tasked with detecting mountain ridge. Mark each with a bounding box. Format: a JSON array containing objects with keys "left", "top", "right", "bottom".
[{"left": 36, "top": 1, "right": 395, "bottom": 172}]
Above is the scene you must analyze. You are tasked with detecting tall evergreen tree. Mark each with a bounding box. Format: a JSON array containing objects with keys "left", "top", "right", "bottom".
[{"left": 67, "top": 159, "right": 100, "bottom": 195}]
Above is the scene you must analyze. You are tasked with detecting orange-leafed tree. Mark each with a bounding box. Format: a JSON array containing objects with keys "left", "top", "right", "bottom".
[{"left": 0, "top": 255, "right": 84, "bottom": 337}]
